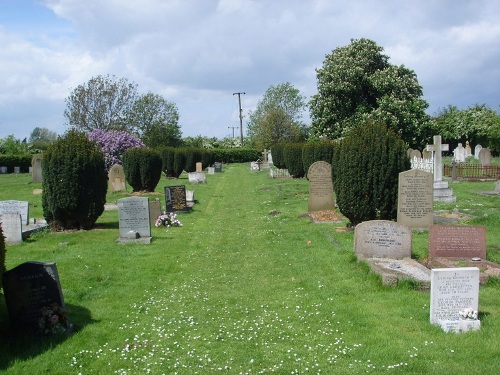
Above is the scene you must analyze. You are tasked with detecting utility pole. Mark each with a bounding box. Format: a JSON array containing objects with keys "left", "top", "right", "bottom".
[
  {"left": 233, "top": 92, "right": 245, "bottom": 146},
  {"left": 228, "top": 125, "right": 239, "bottom": 138}
]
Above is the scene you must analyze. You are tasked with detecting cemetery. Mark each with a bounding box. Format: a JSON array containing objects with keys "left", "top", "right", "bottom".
[{"left": 0, "top": 156, "right": 499, "bottom": 374}]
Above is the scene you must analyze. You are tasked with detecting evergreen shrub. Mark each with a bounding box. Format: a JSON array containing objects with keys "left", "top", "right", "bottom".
[
  {"left": 270, "top": 144, "right": 286, "bottom": 169},
  {"left": 42, "top": 130, "right": 107, "bottom": 230},
  {"left": 123, "top": 148, "right": 162, "bottom": 192},
  {"left": 212, "top": 148, "right": 260, "bottom": 163},
  {"left": 173, "top": 148, "right": 187, "bottom": 177},
  {"left": 0, "top": 154, "right": 32, "bottom": 173},
  {"left": 284, "top": 143, "right": 305, "bottom": 178},
  {"left": 159, "top": 146, "right": 176, "bottom": 177},
  {"left": 184, "top": 148, "right": 202, "bottom": 173},
  {"left": 0, "top": 223, "right": 5, "bottom": 290}
]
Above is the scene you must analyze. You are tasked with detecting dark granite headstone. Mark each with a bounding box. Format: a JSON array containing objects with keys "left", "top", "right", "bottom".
[
  {"left": 165, "top": 185, "right": 189, "bottom": 212},
  {"left": 214, "top": 162, "right": 223, "bottom": 173},
  {"left": 2, "top": 262, "right": 65, "bottom": 331}
]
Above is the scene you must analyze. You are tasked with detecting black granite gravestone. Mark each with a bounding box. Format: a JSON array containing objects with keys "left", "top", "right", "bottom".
[
  {"left": 165, "top": 185, "right": 190, "bottom": 212},
  {"left": 214, "top": 162, "right": 223, "bottom": 173}
]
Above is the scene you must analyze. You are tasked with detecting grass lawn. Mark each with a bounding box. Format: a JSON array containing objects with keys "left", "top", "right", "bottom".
[{"left": 0, "top": 163, "right": 499, "bottom": 374}]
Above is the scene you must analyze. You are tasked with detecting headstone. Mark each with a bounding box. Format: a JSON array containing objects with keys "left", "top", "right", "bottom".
[
  {"left": 409, "top": 149, "right": 422, "bottom": 160},
  {"left": 14, "top": 166, "right": 20, "bottom": 174},
  {"left": 474, "top": 144, "right": 482, "bottom": 159},
  {"left": 465, "top": 141, "right": 472, "bottom": 158},
  {"left": 165, "top": 185, "right": 189, "bottom": 212},
  {"left": 453, "top": 143, "right": 466, "bottom": 163},
  {"left": 117, "top": 197, "right": 151, "bottom": 242},
  {"left": 207, "top": 167, "right": 215, "bottom": 174},
  {"left": 478, "top": 148, "right": 491, "bottom": 166},
  {"left": 0, "top": 213, "right": 23, "bottom": 244},
  {"left": 188, "top": 171, "right": 206, "bottom": 184},
  {"left": 397, "top": 169, "right": 434, "bottom": 228},
  {"left": 429, "top": 225, "right": 486, "bottom": 259},
  {"left": 0, "top": 200, "right": 29, "bottom": 225},
  {"left": 268, "top": 151, "right": 273, "bottom": 164},
  {"left": 32, "top": 154, "right": 43, "bottom": 183},
  {"left": 214, "top": 162, "right": 222, "bottom": 173},
  {"left": 496, "top": 180, "right": 500, "bottom": 193},
  {"left": 2, "top": 261, "right": 65, "bottom": 331},
  {"left": 149, "top": 199, "right": 161, "bottom": 227},
  {"left": 425, "top": 135, "right": 456, "bottom": 202},
  {"left": 307, "top": 161, "right": 335, "bottom": 213},
  {"left": 196, "top": 162, "right": 203, "bottom": 172},
  {"left": 422, "top": 150, "right": 432, "bottom": 160},
  {"left": 0, "top": 166, "right": 7, "bottom": 174},
  {"left": 108, "top": 164, "right": 126, "bottom": 192},
  {"left": 430, "top": 267, "right": 479, "bottom": 325},
  {"left": 186, "top": 190, "right": 195, "bottom": 202},
  {"left": 354, "top": 220, "right": 412, "bottom": 260}
]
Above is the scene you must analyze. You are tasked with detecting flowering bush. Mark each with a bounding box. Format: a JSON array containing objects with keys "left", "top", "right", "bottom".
[
  {"left": 38, "top": 303, "right": 72, "bottom": 335},
  {"left": 155, "top": 212, "right": 182, "bottom": 228},
  {"left": 458, "top": 307, "right": 478, "bottom": 320},
  {"left": 88, "top": 129, "right": 144, "bottom": 171}
]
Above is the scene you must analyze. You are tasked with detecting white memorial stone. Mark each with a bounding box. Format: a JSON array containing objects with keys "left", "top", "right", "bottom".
[
  {"left": 453, "top": 143, "right": 466, "bottom": 163},
  {"left": 0, "top": 200, "right": 29, "bottom": 226},
  {"left": 0, "top": 213, "right": 23, "bottom": 244}
]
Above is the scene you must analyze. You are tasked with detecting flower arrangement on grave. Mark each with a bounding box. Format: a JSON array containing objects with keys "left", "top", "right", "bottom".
[
  {"left": 155, "top": 212, "right": 183, "bottom": 228},
  {"left": 458, "top": 307, "right": 478, "bottom": 320},
  {"left": 38, "top": 303, "right": 72, "bottom": 335}
]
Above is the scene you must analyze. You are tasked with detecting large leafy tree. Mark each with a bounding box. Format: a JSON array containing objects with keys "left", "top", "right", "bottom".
[
  {"left": 64, "top": 75, "right": 138, "bottom": 132},
  {"left": 309, "top": 38, "right": 429, "bottom": 148},
  {"left": 127, "top": 92, "right": 182, "bottom": 148},
  {"left": 29, "top": 127, "right": 58, "bottom": 151},
  {"left": 247, "top": 82, "right": 307, "bottom": 149}
]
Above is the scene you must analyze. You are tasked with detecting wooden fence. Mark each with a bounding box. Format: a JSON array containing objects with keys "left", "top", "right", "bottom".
[{"left": 443, "top": 163, "right": 500, "bottom": 179}]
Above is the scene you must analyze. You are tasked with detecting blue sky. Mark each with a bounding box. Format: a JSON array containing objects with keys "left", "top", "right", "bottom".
[{"left": 1, "top": 0, "right": 499, "bottom": 141}]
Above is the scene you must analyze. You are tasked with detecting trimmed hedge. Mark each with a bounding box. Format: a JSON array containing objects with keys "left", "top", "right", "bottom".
[
  {"left": 173, "top": 148, "right": 187, "bottom": 178},
  {"left": 184, "top": 147, "right": 202, "bottom": 173},
  {"left": 212, "top": 148, "right": 260, "bottom": 163},
  {"left": 283, "top": 143, "right": 305, "bottom": 178},
  {"left": 123, "top": 148, "right": 162, "bottom": 192},
  {"left": 42, "top": 130, "right": 107, "bottom": 230},
  {"left": 270, "top": 144, "right": 286, "bottom": 169},
  {"left": 158, "top": 146, "right": 177, "bottom": 177},
  {"left": 0, "top": 154, "right": 32, "bottom": 173},
  {"left": 303, "top": 140, "right": 337, "bottom": 176}
]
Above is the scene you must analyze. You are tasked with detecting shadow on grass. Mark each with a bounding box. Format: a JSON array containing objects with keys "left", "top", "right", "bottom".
[{"left": 0, "top": 302, "right": 97, "bottom": 371}]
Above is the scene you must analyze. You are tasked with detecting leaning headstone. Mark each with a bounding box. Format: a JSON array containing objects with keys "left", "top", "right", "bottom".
[
  {"left": 429, "top": 225, "right": 486, "bottom": 259},
  {"left": 196, "top": 162, "right": 203, "bottom": 172},
  {"left": 430, "top": 267, "right": 480, "bottom": 332},
  {"left": 0, "top": 200, "right": 29, "bottom": 225},
  {"left": 2, "top": 261, "right": 66, "bottom": 332},
  {"left": 425, "top": 135, "right": 456, "bottom": 202},
  {"left": 354, "top": 220, "right": 412, "bottom": 259},
  {"left": 307, "top": 161, "right": 335, "bottom": 213},
  {"left": 453, "top": 143, "right": 466, "bottom": 163},
  {"left": 165, "top": 185, "right": 189, "bottom": 212},
  {"left": 478, "top": 148, "right": 491, "bottom": 166},
  {"left": 214, "top": 162, "right": 223, "bottom": 173},
  {"left": 0, "top": 213, "right": 23, "bottom": 244},
  {"left": 32, "top": 154, "right": 43, "bottom": 183},
  {"left": 397, "top": 169, "right": 434, "bottom": 229},
  {"left": 474, "top": 144, "right": 482, "bottom": 159},
  {"left": 117, "top": 197, "right": 151, "bottom": 243},
  {"left": 149, "top": 199, "right": 161, "bottom": 227},
  {"left": 108, "top": 164, "right": 126, "bottom": 192}
]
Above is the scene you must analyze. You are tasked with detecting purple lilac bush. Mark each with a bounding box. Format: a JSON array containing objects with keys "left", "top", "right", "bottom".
[{"left": 88, "top": 129, "right": 145, "bottom": 170}]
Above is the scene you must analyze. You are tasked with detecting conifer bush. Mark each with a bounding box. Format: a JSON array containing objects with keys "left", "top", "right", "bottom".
[
  {"left": 42, "top": 130, "right": 107, "bottom": 230},
  {"left": 173, "top": 148, "right": 187, "bottom": 177},
  {"left": 184, "top": 148, "right": 202, "bottom": 173},
  {"left": 0, "top": 223, "right": 5, "bottom": 290},
  {"left": 122, "top": 148, "right": 162, "bottom": 192},
  {"left": 271, "top": 144, "right": 286, "bottom": 169},
  {"left": 283, "top": 143, "right": 305, "bottom": 178},
  {"left": 201, "top": 149, "right": 215, "bottom": 169},
  {"left": 159, "top": 146, "right": 177, "bottom": 177},
  {"left": 302, "top": 141, "right": 336, "bottom": 175},
  {"left": 332, "top": 120, "right": 410, "bottom": 227}
]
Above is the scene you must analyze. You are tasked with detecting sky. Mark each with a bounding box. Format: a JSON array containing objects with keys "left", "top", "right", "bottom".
[{"left": 0, "top": 0, "right": 499, "bottom": 141}]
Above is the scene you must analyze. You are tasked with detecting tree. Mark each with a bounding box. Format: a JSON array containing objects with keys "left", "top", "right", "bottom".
[
  {"left": 247, "top": 82, "right": 307, "bottom": 149},
  {"left": 127, "top": 92, "right": 182, "bottom": 148},
  {"left": 29, "top": 127, "right": 58, "bottom": 151},
  {"left": 64, "top": 75, "right": 138, "bottom": 132},
  {"left": 0, "top": 135, "right": 30, "bottom": 155},
  {"left": 309, "top": 38, "right": 429, "bottom": 148}
]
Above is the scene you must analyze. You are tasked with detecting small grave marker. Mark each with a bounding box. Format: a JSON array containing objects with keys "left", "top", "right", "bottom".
[
  {"left": 196, "top": 162, "right": 203, "bottom": 172},
  {"left": 478, "top": 148, "right": 491, "bottom": 166},
  {"left": 429, "top": 225, "right": 486, "bottom": 259},
  {"left": 149, "top": 199, "right": 162, "bottom": 227}
]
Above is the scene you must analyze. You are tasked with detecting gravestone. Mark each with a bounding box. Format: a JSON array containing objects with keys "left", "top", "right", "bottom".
[
  {"left": 408, "top": 149, "right": 422, "bottom": 160},
  {"left": 149, "top": 199, "right": 161, "bottom": 227},
  {"left": 354, "top": 220, "right": 412, "bottom": 259},
  {"left": 465, "top": 141, "right": 472, "bottom": 158},
  {"left": 108, "top": 164, "right": 126, "bottom": 192},
  {"left": 422, "top": 149, "right": 432, "bottom": 160},
  {"left": 165, "top": 185, "right": 189, "bottom": 212},
  {"left": 0, "top": 213, "right": 23, "bottom": 244},
  {"left": 2, "top": 261, "right": 65, "bottom": 331},
  {"left": 496, "top": 180, "right": 500, "bottom": 193},
  {"left": 117, "top": 197, "right": 151, "bottom": 243},
  {"left": 425, "top": 135, "right": 456, "bottom": 202},
  {"left": 0, "top": 200, "right": 29, "bottom": 225},
  {"left": 478, "top": 148, "right": 491, "bottom": 166},
  {"left": 0, "top": 166, "right": 7, "bottom": 174},
  {"left": 430, "top": 267, "right": 479, "bottom": 328},
  {"left": 196, "top": 162, "right": 203, "bottom": 172},
  {"left": 397, "top": 169, "right": 434, "bottom": 228},
  {"left": 453, "top": 143, "right": 466, "bottom": 162},
  {"left": 32, "top": 154, "right": 43, "bottom": 183},
  {"left": 307, "top": 161, "right": 335, "bottom": 213},
  {"left": 429, "top": 225, "right": 486, "bottom": 259},
  {"left": 207, "top": 167, "right": 215, "bottom": 174},
  {"left": 214, "top": 162, "right": 223, "bottom": 173},
  {"left": 188, "top": 171, "right": 206, "bottom": 184},
  {"left": 474, "top": 144, "right": 482, "bottom": 159},
  {"left": 14, "top": 166, "right": 20, "bottom": 174}
]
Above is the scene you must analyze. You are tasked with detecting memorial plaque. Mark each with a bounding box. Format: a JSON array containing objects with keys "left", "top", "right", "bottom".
[
  {"left": 354, "top": 220, "right": 412, "bottom": 259},
  {"left": 2, "top": 261, "right": 65, "bottom": 330},
  {"left": 165, "top": 185, "right": 189, "bottom": 212},
  {"left": 108, "top": 164, "right": 126, "bottom": 192},
  {"left": 214, "top": 162, "right": 222, "bottom": 172},
  {"left": 117, "top": 197, "right": 151, "bottom": 238},
  {"left": 430, "top": 267, "right": 479, "bottom": 324},
  {"left": 429, "top": 225, "right": 486, "bottom": 259},
  {"left": 0, "top": 200, "right": 29, "bottom": 225},
  {"left": 307, "top": 161, "right": 335, "bottom": 213},
  {"left": 397, "top": 169, "right": 433, "bottom": 228},
  {"left": 0, "top": 213, "right": 23, "bottom": 244},
  {"left": 32, "top": 154, "right": 43, "bottom": 183}
]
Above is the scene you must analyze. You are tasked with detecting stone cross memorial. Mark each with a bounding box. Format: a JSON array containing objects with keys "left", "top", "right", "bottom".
[
  {"left": 117, "top": 197, "right": 151, "bottom": 243},
  {"left": 307, "top": 161, "right": 335, "bottom": 213},
  {"left": 397, "top": 169, "right": 434, "bottom": 228},
  {"left": 2, "top": 261, "right": 65, "bottom": 331}
]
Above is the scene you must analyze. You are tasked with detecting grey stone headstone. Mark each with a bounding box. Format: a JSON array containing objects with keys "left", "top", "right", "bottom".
[
  {"left": 496, "top": 180, "right": 500, "bottom": 193},
  {"left": 2, "top": 261, "right": 65, "bottom": 331},
  {"left": 430, "top": 267, "right": 479, "bottom": 324},
  {"left": 165, "top": 185, "right": 189, "bottom": 212},
  {"left": 354, "top": 220, "right": 412, "bottom": 260},
  {"left": 32, "top": 154, "right": 43, "bottom": 183},
  {"left": 14, "top": 166, "right": 20, "bottom": 174},
  {"left": 207, "top": 167, "right": 215, "bottom": 174},
  {"left": 117, "top": 197, "right": 151, "bottom": 238},
  {"left": 214, "top": 162, "right": 223, "bottom": 172},
  {"left": 0, "top": 200, "right": 29, "bottom": 225},
  {"left": 409, "top": 149, "right": 422, "bottom": 160},
  {"left": 397, "top": 169, "right": 434, "bottom": 228},
  {"left": 307, "top": 161, "right": 334, "bottom": 213},
  {"left": 0, "top": 166, "right": 7, "bottom": 174},
  {"left": 474, "top": 144, "right": 482, "bottom": 159},
  {"left": 478, "top": 148, "right": 491, "bottom": 166},
  {"left": 108, "top": 164, "right": 126, "bottom": 192},
  {"left": 149, "top": 199, "right": 161, "bottom": 227},
  {"left": 453, "top": 143, "right": 466, "bottom": 163},
  {"left": 0, "top": 213, "right": 23, "bottom": 244},
  {"left": 188, "top": 172, "right": 206, "bottom": 184}
]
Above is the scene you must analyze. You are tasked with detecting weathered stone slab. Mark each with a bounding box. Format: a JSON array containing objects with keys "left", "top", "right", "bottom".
[
  {"left": 32, "top": 154, "right": 43, "bottom": 183},
  {"left": 117, "top": 197, "right": 151, "bottom": 240},
  {"left": 108, "top": 164, "right": 126, "bottom": 192},
  {"left": 0, "top": 213, "right": 23, "bottom": 244},
  {"left": 354, "top": 220, "right": 412, "bottom": 259},
  {"left": 429, "top": 225, "right": 486, "bottom": 259},
  {"left": 0, "top": 200, "right": 29, "bottom": 225},
  {"left": 307, "top": 161, "right": 335, "bottom": 213},
  {"left": 397, "top": 169, "right": 433, "bottom": 228},
  {"left": 149, "top": 199, "right": 161, "bottom": 227}
]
